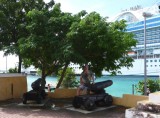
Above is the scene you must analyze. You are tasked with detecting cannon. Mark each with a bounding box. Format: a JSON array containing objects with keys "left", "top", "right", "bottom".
[
  {"left": 23, "top": 78, "right": 47, "bottom": 104},
  {"left": 72, "top": 80, "right": 113, "bottom": 111}
]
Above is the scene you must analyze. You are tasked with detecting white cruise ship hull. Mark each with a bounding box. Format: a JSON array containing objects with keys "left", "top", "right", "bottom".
[{"left": 102, "top": 58, "right": 160, "bottom": 76}]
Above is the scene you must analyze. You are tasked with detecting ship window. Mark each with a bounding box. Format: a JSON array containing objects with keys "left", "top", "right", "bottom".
[
  {"left": 155, "top": 60, "right": 157, "bottom": 62},
  {"left": 150, "top": 65, "right": 152, "bottom": 67},
  {"left": 146, "top": 60, "right": 148, "bottom": 62},
  {"left": 150, "top": 60, "right": 153, "bottom": 62}
]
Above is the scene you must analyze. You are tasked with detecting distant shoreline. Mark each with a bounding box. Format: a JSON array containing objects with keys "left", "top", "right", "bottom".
[{"left": 26, "top": 73, "right": 160, "bottom": 78}]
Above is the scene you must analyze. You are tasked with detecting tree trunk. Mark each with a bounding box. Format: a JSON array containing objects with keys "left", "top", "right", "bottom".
[
  {"left": 41, "top": 69, "right": 46, "bottom": 90},
  {"left": 56, "top": 63, "right": 69, "bottom": 88},
  {"left": 18, "top": 55, "right": 22, "bottom": 73}
]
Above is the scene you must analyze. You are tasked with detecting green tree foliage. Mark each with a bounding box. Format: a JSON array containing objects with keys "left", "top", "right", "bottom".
[
  {"left": 135, "top": 79, "right": 160, "bottom": 95},
  {"left": 2, "top": 0, "right": 137, "bottom": 88},
  {"left": 57, "top": 68, "right": 78, "bottom": 88},
  {"left": 18, "top": 3, "right": 76, "bottom": 88},
  {"left": 0, "top": 0, "right": 54, "bottom": 73},
  {"left": 67, "top": 12, "right": 137, "bottom": 76},
  {"left": 0, "top": 0, "right": 24, "bottom": 72}
]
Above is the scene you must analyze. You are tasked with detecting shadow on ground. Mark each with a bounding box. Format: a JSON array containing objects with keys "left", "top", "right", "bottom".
[{"left": 0, "top": 98, "right": 126, "bottom": 118}]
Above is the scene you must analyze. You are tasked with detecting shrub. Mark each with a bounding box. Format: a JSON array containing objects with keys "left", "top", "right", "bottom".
[
  {"left": 8, "top": 67, "right": 18, "bottom": 73},
  {"left": 57, "top": 67, "right": 79, "bottom": 88},
  {"left": 135, "top": 78, "right": 160, "bottom": 95},
  {"left": 36, "top": 69, "right": 41, "bottom": 76}
]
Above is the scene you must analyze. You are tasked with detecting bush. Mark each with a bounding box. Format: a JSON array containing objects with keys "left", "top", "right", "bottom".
[
  {"left": 135, "top": 78, "right": 160, "bottom": 95},
  {"left": 8, "top": 67, "right": 18, "bottom": 73},
  {"left": 36, "top": 69, "right": 41, "bottom": 76},
  {"left": 57, "top": 67, "right": 79, "bottom": 88}
]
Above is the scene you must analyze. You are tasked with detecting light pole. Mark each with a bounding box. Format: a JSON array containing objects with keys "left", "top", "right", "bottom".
[
  {"left": 6, "top": 56, "right": 7, "bottom": 73},
  {"left": 142, "top": 12, "right": 152, "bottom": 95}
]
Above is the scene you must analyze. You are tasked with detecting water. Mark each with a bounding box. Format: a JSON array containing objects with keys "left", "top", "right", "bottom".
[
  {"left": 27, "top": 75, "right": 58, "bottom": 91},
  {"left": 27, "top": 75, "right": 158, "bottom": 97}
]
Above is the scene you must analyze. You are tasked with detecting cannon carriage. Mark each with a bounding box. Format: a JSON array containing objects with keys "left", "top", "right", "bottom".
[
  {"left": 23, "top": 78, "right": 47, "bottom": 104},
  {"left": 72, "top": 80, "right": 113, "bottom": 111}
]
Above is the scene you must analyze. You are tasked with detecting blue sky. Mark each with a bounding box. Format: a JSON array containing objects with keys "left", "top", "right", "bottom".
[{"left": 44, "top": 0, "right": 160, "bottom": 18}]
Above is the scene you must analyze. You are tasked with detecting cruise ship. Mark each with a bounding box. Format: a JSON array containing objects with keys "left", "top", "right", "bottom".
[{"left": 70, "top": 3, "right": 160, "bottom": 76}]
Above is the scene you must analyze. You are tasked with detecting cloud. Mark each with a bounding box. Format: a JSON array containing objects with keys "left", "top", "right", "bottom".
[
  {"left": 54, "top": 0, "right": 77, "bottom": 13},
  {"left": 54, "top": 0, "right": 109, "bottom": 17}
]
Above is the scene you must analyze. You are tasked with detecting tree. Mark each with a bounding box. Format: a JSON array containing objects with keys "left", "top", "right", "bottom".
[
  {"left": 0, "top": 0, "right": 54, "bottom": 73},
  {"left": 18, "top": 3, "right": 76, "bottom": 89},
  {"left": 0, "top": 0, "right": 23, "bottom": 72},
  {"left": 67, "top": 12, "right": 137, "bottom": 76}
]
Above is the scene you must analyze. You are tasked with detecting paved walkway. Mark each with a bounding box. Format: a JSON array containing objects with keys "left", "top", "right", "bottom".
[{"left": 0, "top": 99, "right": 126, "bottom": 118}]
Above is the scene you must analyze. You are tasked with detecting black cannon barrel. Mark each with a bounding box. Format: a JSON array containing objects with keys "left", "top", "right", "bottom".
[
  {"left": 86, "top": 80, "right": 113, "bottom": 91},
  {"left": 31, "top": 78, "right": 42, "bottom": 91}
]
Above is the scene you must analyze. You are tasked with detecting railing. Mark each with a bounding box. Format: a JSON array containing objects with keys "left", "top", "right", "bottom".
[
  {"left": 131, "top": 54, "right": 160, "bottom": 59},
  {"left": 0, "top": 70, "right": 7, "bottom": 73}
]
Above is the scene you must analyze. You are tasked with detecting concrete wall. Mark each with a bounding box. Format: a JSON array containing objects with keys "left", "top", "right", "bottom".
[
  {"left": 0, "top": 74, "right": 27, "bottom": 100},
  {"left": 0, "top": 76, "right": 149, "bottom": 108},
  {"left": 47, "top": 88, "right": 77, "bottom": 98},
  {"left": 112, "top": 94, "right": 148, "bottom": 107},
  {"left": 47, "top": 89, "right": 149, "bottom": 108}
]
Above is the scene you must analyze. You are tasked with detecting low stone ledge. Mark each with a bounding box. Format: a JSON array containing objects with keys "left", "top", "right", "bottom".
[
  {"left": 137, "top": 101, "right": 160, "bottom": 113},
  {"left": 125, "top": 107, "right": 160, "bottom": 118}
]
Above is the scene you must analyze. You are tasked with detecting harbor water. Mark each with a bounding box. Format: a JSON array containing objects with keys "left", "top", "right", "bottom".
[{"left": 27, "top": 75, "right": 158, "bottom": 97}]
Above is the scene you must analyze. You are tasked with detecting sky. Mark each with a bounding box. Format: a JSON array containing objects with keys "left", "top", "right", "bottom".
[{"left": 44, "top": 0, "right": 160, "bottom": 19}]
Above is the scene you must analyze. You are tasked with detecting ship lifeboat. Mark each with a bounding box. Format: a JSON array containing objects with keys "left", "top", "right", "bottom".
[{"left": 128, "top": 51, "right": 137, "bottom": 56}]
